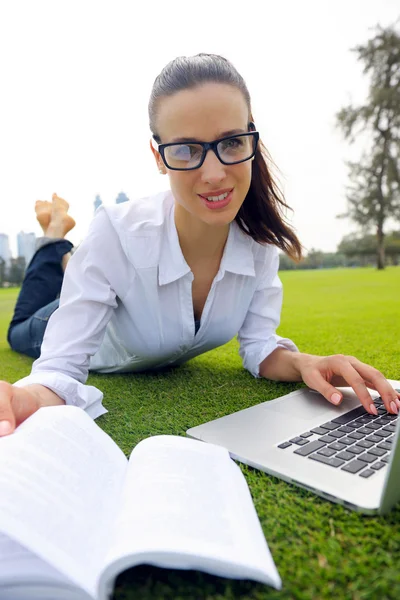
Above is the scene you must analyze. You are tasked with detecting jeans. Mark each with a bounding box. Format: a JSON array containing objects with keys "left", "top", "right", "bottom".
[{"left": 7, "top": 240, "right": 73, "bottom": 359}]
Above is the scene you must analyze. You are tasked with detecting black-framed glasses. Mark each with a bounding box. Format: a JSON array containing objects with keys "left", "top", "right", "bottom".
[{"left": 154, "top": 131, "right": 259, "bottom": 171}]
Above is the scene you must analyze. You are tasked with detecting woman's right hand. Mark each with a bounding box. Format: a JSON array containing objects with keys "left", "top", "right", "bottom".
[{"left": 0, "top": 381, "right": 65, "bottom": 436}]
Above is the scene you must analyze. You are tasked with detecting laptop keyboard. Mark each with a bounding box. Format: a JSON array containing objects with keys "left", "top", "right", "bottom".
[{"left": 277, "top": 397, "right": 398, "bottom": 478}]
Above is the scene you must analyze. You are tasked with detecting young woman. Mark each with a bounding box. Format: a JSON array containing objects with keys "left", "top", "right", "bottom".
[{"left": 2, "top": 53, "right": 399, "bottom": 436}]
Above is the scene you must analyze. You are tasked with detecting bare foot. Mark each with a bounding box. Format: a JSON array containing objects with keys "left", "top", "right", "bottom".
[
  {"left": 35, "top": 200, "right": 52, "bottom": 234},
  {"left": 46, "top": 193, "right": 76, "bottom": 238},
  {"left": 51, "top": 192, "right": 69, "bottom": 213}
]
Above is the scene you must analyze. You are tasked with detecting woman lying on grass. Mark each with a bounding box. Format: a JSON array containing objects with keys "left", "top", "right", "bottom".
[{"left": 1, "top": 53, "right": 399, "bottom": 435}]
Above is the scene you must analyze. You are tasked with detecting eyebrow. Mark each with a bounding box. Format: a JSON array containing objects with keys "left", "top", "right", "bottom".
[{"left": 170, "top": 128, "right": 247, "bottom": 143}]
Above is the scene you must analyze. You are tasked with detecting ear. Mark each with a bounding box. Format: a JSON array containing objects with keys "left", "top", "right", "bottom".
[{"left": 149, "top": 139, "right": 166, "bottom": 174}]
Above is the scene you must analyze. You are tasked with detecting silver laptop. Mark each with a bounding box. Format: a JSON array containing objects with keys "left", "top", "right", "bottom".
[{"left": 186, "top": 379, "right": 400, "bottom": 514}]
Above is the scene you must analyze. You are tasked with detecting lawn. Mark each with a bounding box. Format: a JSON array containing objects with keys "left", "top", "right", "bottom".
[{"left": 0, "top": 267, "right": 399, "bottom": 600}]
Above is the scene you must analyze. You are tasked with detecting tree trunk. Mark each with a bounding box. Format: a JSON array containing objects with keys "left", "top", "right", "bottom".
[{"left": 376, "top": 223, "right": 385, "bottom": 270}]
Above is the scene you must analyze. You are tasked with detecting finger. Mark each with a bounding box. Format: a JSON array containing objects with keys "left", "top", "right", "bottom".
[
  {"left": 346, "top": 358, "right": 400, "bottom": 414},
  {"left": 304, "top": 370, "right": 345, "bottom": 407},
  {"left": 0, "top": 381, "right": 16, "bottom": 436},
  {"left": 335, "top": 361, "right": 380, "bottom": 414}
]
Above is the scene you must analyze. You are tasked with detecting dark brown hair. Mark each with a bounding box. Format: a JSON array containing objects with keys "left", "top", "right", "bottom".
[{"left": 148, "top": 53, "right": 302, "bottom": 261}]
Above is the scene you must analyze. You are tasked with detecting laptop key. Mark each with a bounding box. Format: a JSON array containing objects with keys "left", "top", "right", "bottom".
[
  {"left": 337, "top": 426, "right": 354, "bottom": 434},
  {"left": 365, "top": 434, "right": 382, "bottom": 444},
  {"left": 317, "top": 448, "right": 337, "bottom": 457},
  {"left": 375, "top": 417, "right": 392, "bottom": 425},
  {"left": 278, "top": 442, "right": 292, "bottom": 449},
  {"left": 336, "top": 451, "right": 353, "bottom": 461},
  {"left": 347, "top": 445, "right": 364, "bottom": 455},
  {"left": 374, "top": 430, "right": 391, "bottom": 438},
  {"left": 357, "top": 416, "right": 377, "bottom": 425},
  {"left": 357, "top": 427, "right": 376, "bottom": 436},
  {"left": 289, "top": 437, "right": 309, "bottom": 445},
  {"left": 377, "top": 441, "right": 392, "bottom": 451},
  {"left": 300, "top": 432, "right": 313, "bottom": 438},
  {"left": 341, "top": 460, "right": 366, "bottom": 474},
  {"left": 371, "top": 462, "right": 386, "bottom": 470},
  {"left": 331, "top": 406, "right": 367, "bottom": 425},
  {"left": 320, "top": 422, "right": 339, "bottom": 430},
  {"left": 362, "top": 422, "right": 381, "bottom": 430},
  {"left": 329, "top": 430, "right": 346, "bottom": 438},
  {"left": 356, "top": 440, "right": 374, "bottom": 449},
  {"left": 359, "top": 469, "right": 375, "bottom": 478},
  {"left": 383, "top": 424, "right": 396, "bottom": 433},
  {"left": 381, "top": 456, "right": 390, "bottom": 464},
  {"left": 309, "top": 454, "right": 345, "bottom": 468},
  {"left": 358, "top": 453, "right": 377, "bottom": 464},
  {"left": 368, "top": 447, "right": 387, "bottom": 457},
  {"left": 294, "top": 440, "right": 326, "bottom": 456},
  {"left": 319, "top": 434, "right": 337, "bottom": 444},
  {"left": 348, "top": 431, "right": 364, "bottom": 440},
  {"left": 327, "top": 442, "right": 346, "bottom": 451},
  {"left": 340, "top": 437, "right": 355, "bottom": 446},
  {"left": 310, "top": 427, "right": 331, "bottom": 435}
]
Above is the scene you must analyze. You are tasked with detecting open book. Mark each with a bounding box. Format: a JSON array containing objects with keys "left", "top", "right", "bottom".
[{"left": 0, "top": 405, "right": 281, "bottom": 599}]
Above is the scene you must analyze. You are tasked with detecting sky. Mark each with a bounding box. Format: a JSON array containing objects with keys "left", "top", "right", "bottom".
[{"left": 0, "top": 0, "right": 399, "bottom": 256}]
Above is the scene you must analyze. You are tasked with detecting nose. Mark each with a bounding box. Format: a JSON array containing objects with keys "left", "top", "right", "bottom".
[{"left": 199, "top": 149, "right": 227, "bottom": 184}]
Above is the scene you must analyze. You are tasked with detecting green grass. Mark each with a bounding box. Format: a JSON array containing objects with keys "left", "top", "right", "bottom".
[{"left": 1, "top": 267, "right": 400, "bottom": 600}]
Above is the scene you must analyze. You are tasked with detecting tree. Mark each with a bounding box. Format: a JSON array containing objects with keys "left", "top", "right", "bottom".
[
  {"left": 8, "top": 257, "right": 26, "bottom": 286},
  {"left": 0, "top": 257, "right": 5, "bottom": 287},
  {"left": 338, "top": 230, "right": 400, "bottom": 265},
  {"left": 336, "top": 23, "right": 400, "bottom": 269}
]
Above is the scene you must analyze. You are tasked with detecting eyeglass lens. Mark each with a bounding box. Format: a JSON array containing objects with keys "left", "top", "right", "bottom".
[{"left": 163, "top": 134, "right": 255, "bottom": 169}]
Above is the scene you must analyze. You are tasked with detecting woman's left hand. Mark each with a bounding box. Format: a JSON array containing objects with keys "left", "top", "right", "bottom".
[{"left": 297, "top": 353, "right": 400, "bottom": 415}]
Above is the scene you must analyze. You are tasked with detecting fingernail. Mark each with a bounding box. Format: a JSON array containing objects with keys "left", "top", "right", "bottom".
[
  {"left": 0, "top": 421, "right": 12, "bottom": 435},
  {"left": 369, "top": 404, "right": 378, "bottom": 416},
  {"left": 390, "top": 401, "right": 399, "bottom": 415},
  {"left": 395, "top": 398, "right": 400, "bottom": 409},
  {"left": 331, "top": 393, "right": 341, "bottom": 405}
]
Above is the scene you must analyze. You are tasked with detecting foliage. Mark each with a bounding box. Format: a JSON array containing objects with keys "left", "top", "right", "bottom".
[
  {"left": 336, "top": 23, "right": 400, "bottom": 269},
  {"left": 7, "top": 257, "right": 26, "bottom": 286}
]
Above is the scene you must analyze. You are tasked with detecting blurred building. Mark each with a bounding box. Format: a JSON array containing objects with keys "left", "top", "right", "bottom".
[
  {"left": 115, "top": 191, "right": 129, "bottom": 204},
  {"left": 94, "top": 194, "right": 102, "bottom": 214},
  {"left": 0, "top": 233, "right": 11, "bottom": 266},
  {"left": 17, "top": 231, "right": 36, "bottom": 268}
]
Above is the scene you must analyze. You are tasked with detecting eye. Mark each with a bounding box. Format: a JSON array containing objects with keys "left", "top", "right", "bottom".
[
  {"left": 220, "top": 137, "right": 244, "bottom": 151},
  {"left": 169, "top": 144, "right": 202, "bottom": 160}
]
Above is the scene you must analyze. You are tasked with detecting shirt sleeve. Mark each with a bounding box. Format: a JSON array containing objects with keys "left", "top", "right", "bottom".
[
  {"left": 237, "top": 245, "right": 299, "bottom": 379},
  {"left": 13, "top": 207, "right": 127, "bottom": 419}
]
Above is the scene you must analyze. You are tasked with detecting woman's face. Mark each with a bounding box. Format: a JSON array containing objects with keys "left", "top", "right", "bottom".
[{"left": 151, "top": 83, "right": 253, "bottom": 228}]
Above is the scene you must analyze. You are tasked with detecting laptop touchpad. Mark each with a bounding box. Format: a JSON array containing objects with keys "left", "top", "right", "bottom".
[{"left": 267, "top": 389, "right": 338, "bottom": 420}]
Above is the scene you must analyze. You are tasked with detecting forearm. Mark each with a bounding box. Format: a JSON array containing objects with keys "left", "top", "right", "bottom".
[
  {"left": 25, "top": 384, "right": 66, "bottom": 407},
  {"left": 259, "top": 348, "right": 311, "bottom": 382}
]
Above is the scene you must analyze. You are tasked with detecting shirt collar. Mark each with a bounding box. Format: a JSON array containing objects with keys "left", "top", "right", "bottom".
[{"left": 158, "top": 197, "right": 256, "bottom": 286}]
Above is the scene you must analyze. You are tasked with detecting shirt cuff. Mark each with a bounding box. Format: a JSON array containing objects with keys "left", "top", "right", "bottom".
[
  {"left": 246, "top": 335, "right": 300, "bottom": 379},
  {"left": 13, "top": 372, "right": 108, "bottom": 420}
]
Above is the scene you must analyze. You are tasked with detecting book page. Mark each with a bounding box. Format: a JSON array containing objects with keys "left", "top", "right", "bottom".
[
  {"left": 100, "top": 436, "right": 281, "bottom": 592},
  {"left": 0, "top": 406, "right": 127, "bottom": 598},
  {"left": 0, "top": 532, "right": 70, "bottom": 585}
]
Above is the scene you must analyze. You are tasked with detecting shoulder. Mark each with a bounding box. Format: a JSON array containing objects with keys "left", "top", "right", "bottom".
[
  {"left": 100, "top": 189, "right": 173, "bottom": 237},
  {"left": 243, "top": 231, "right": 281, "bottom": 283},
  {"left": 89, "top": 189, "right": 173, "bottom": 269},
  {"left": 235, "top": 224, "right": 279, "bottom": 269}
]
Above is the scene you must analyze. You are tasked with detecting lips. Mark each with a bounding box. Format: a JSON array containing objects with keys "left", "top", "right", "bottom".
[
  {"left": 198, "top": 188, "right": 233, "bottom": 198},
  {"left": 198, "top": 188, "right": 234, "bottom": 210}
]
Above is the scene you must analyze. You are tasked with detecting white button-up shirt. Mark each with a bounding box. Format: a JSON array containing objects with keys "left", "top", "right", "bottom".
[{"left": 14, "top": 190, "right": 298, "bottom": 419}]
